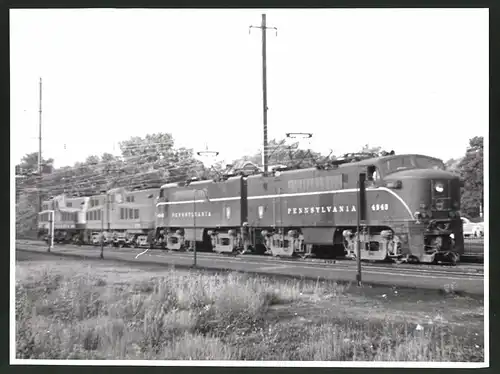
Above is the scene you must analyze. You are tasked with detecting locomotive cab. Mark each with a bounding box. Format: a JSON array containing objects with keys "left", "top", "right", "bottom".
[{"left": 372, "top": 154, "right": 463, "bottom": 263}]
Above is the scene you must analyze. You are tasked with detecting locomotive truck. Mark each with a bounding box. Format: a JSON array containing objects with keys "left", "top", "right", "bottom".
[{"left": 155, "top": 153, "right": 464, "bottom": 264}]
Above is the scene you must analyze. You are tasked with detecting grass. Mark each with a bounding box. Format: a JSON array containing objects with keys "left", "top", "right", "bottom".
[{"left": 15, "top": 258, "right": 484, "bottom": 361}]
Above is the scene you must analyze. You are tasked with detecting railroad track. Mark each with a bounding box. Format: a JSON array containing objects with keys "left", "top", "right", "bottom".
[
  {"left": 16, "top": 239, "right": 483, "bottom": 277},
  {"left": 16, "top": 241, "right": 484, "bottom": 295}
]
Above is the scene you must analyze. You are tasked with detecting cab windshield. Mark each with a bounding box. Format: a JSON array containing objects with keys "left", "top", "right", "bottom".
[{"left": 380, "top": 155, "right": 445, "bottom": 176}]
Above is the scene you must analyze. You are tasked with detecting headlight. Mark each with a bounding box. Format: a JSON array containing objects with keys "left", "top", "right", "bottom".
[{"left": 435, "top": 182, "right": 444, "bottom": 193}]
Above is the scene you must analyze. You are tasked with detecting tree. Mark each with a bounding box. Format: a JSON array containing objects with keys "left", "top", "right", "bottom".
[
  {"left": 118, "top": 133, "right": 203, "bottom": 185},
  {"left": 444, "top": 157, "right": 462, "bottom": 175},
  {"left": 458, "top": 136, "right": 483, "bottom": 218},
  {"left": 119, "top": 133, "right": 175, "bottom": 165},
  {"left": 101, "top": 152, "right": 120, "bottom": 164},
  {"left": 84, "top": 155, "right": 100, "bottom": 165},
  {"left": 16, "top": 152, "right": 54, "bottom": 175}
]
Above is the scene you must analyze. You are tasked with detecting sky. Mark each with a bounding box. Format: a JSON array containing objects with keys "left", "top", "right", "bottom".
[{"left": 10, "top": 8, "right": 488, "bottom": 169}]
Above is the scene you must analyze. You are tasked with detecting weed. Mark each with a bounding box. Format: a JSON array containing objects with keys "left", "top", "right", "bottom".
[{"left": 15, "top": 259, "right": 484, "bottom": 361}]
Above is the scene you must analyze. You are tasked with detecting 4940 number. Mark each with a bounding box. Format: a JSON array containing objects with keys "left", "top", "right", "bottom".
[{"left": 371, "top": 203, "right": 389, "bottom": 211}]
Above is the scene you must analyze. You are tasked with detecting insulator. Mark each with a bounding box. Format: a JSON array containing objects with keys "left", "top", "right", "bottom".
[
  {"left": 261, "top": 230, "right": 268, "bottom": 237},
  {"left": 207, "top": 230, "right": 214, "bottom": 236},
  {"left": 175, "top": 229, "right": 183, "bottom": 236},
  {"left": 288, "top": 230, "right": 297, "bottom": 237},
  {"left": 228, "top": 229, "right": 236, "bottom": 236}
]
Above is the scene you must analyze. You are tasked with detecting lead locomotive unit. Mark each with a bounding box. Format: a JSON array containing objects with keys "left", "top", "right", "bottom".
[{"left": 156, "top": 152, "right": 464, "bottom": 264}]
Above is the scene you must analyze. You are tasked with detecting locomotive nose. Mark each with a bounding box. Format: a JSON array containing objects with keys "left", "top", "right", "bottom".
[{"left": 385, "top": 168, "right": 460, "bottom": 219}]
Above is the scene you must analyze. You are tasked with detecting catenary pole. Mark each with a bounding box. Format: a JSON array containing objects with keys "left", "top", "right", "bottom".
[
  {"left": 356, "top": 173, "right": 366, "bottom": 286},
  {"left": 250, "top": 14, "right": 277, "bottom": 175}
]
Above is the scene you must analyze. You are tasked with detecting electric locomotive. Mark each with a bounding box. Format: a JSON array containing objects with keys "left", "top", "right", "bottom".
[
  {"left": 246, "top": 153, "right": 463, "bottom": 263},
  {"left": 155, "top": 176, "right": 246, "bottom": 252},
  {"left": 155, "top": 153, "right": 463, "bottom": 264},
  {"left": 38, "top": 194, "right": 88, "bottom": 243},
  {"left": 37, "top": 187, "right": 160, "bottom": 246},
  {"left": 85, "top": 187, "right": 159, "bottom": 247}
]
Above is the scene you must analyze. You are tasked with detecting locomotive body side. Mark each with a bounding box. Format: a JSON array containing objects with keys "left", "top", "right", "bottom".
[
  {"left": 246, "top": 167, "right": 414, "bottom": 227},
  {"left": 156, "top": 177, "right": 246, "bottom": 252}
]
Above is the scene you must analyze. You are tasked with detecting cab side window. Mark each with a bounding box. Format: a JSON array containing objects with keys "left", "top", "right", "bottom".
[{"left": 367, "top": 165, "right": 380, "bottom": 183}]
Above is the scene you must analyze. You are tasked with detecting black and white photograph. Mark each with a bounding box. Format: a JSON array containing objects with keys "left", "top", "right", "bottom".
[{"left": 12, "top": 8, "right": 488, "bottom": 366}]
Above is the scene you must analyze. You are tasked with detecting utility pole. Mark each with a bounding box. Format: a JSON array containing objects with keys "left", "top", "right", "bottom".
[
  {"left": 356, "top": 173, "right": 367, "bottom": 286},
  {"left": 38, "top": 78, "right": 43, "bottom": 215},
  {"left": 100, "top": 201, "right": 104, "bottom": 259},
  {"left": 47, "top": 210, "right": 54, "bottom": 253},
  {"left": 190, "top": 187, "right": 210, "bottom": 267},
  {"left": 38, "top": 78, "right": 42, "bottom": 176},
  {"left": 250, "top": 14, "right": 277, "bottom": 175},
  {"left": 193, "top": 192, "right": 197, "bottom": 267},
  {"left": 100, "top": 193, "right": 108, "bottom": 259},
  {"left": 107, "top": 193, "right": 110, "bottom": 233}
]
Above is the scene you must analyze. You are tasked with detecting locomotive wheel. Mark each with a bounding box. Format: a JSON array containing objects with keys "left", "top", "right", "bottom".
[
  {"left": 254, "top": 244, "right": 267, "bottom": 255},
  {"left": 449, "top": 252, "right": 459, "bottom": 265},
  {"left": 435, "top": 252, "right": 458, "bottom": 265},
  {"left": 407, "top": 255, "right": 420, "bottom": 264},
  {"left": 393, "top": 256, "right": 408, "bottom": 264}
]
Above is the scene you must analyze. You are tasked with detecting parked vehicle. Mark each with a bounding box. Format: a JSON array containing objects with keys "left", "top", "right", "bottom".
[
  {"left": 113, "top": 232, "right": 127, "bottom": 247},
  {"left": 91, "top": 233, "right": 101, "bottom": 246},
  {"left": 91, "top": 232, "right": 112, "bottom": 246},
  {"left": 461, "top": 217, "right": 484, "bottom": 238},
  {"left": 135, "top": 235, "right": 149, "bottom": 248}
]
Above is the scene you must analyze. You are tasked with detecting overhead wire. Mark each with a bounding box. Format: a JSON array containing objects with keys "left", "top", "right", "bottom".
[
  {"left": 16, "top": 152, "right": 210, "bottom": 196},
  {"left": 16, "top": 137, "right": 328, "bottom": 199},
  {"left": 18, "top": 147, "right": 326, "bottom": 193},
  {"left": 18, "top": 144, "right": 199, "bottom": 181},
  {"left": 17, "top": 152, "right": 329, "bottom": 196}
]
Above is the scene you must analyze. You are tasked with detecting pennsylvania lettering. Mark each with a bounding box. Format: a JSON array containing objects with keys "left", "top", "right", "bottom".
[
  {"left": 287, "top": 205, "right": 357, "bottom": 215},
  {"left": 172, "top": 211, "right": 212, "bottom": 218}
]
